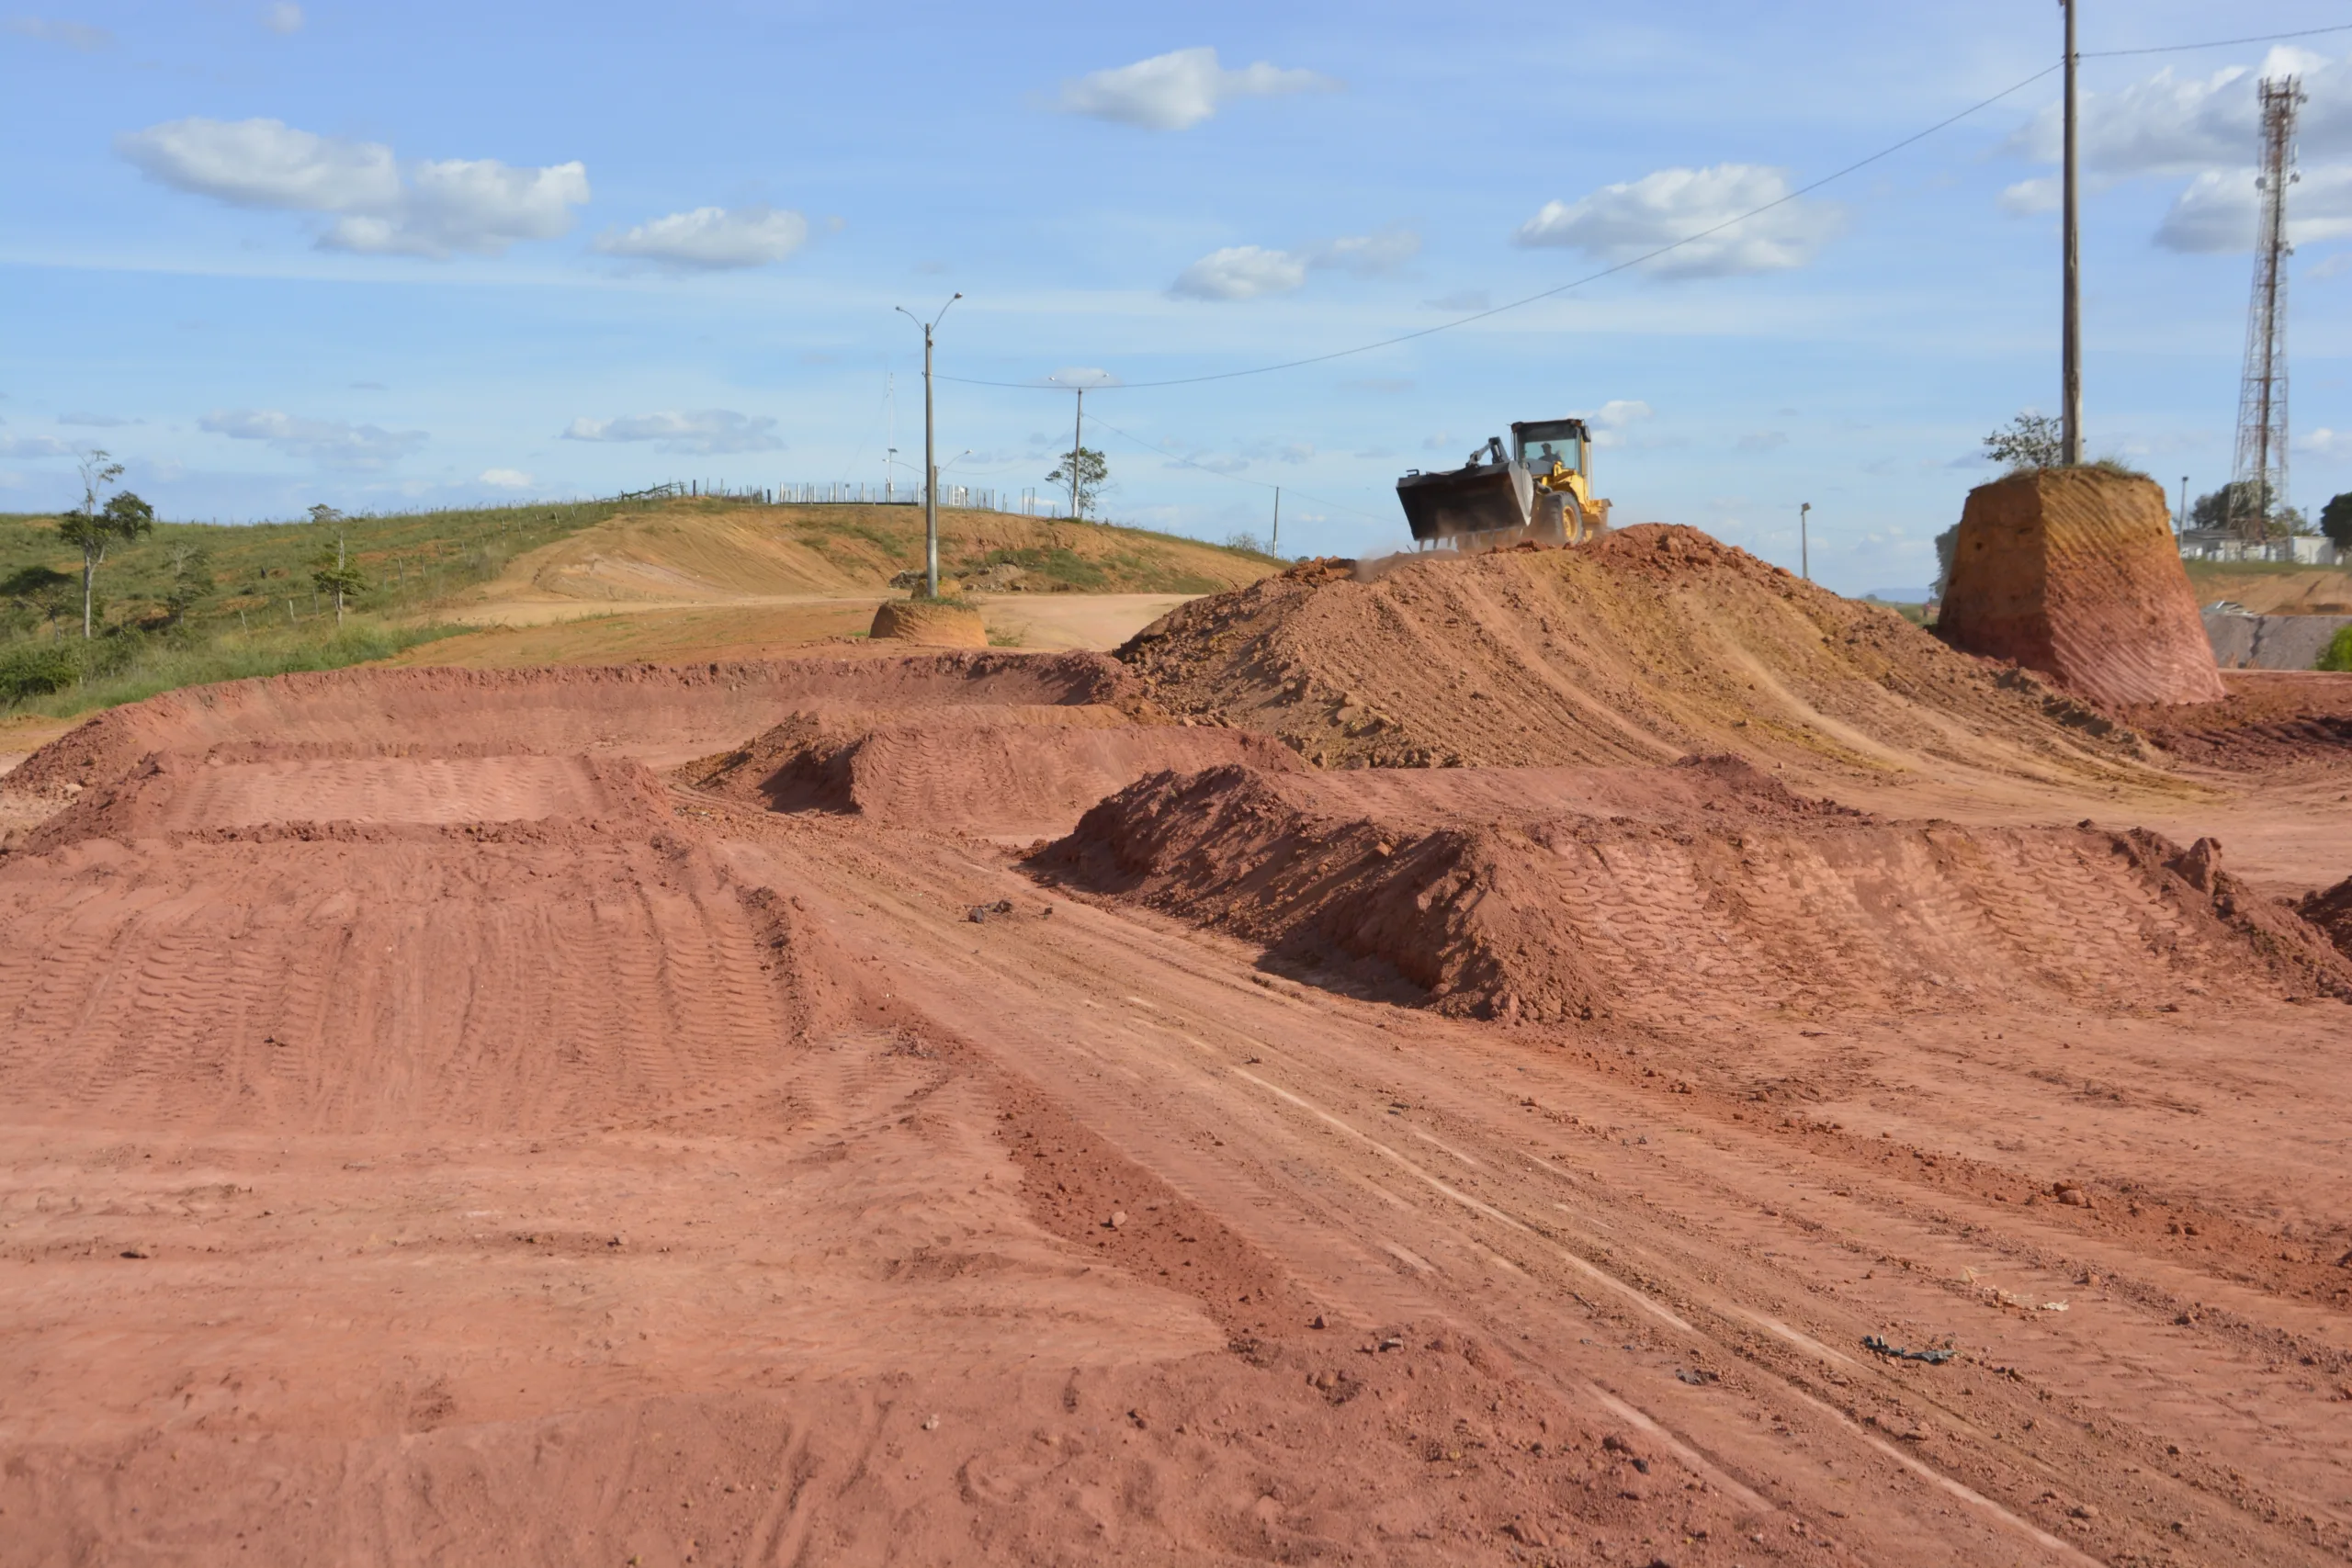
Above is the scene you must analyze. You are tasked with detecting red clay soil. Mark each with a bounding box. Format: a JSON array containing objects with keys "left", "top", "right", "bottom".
[
  {"left": 8, "top": 646, "right": 2352, "bottom": 1564},
  {"left": 1038, "top": 759, "right": 2352, "bottom": 1025},
  {"left": 2115, "top": 670, "right": 2352, "bottom": 769},
  {"left": 869, "top": 598, "right": 989, "bottom": 648},
  {"left": 2301, "top": 874, "right": 2352, "bottom": 961},
  {"left": 680, "top": 705, "right": 1300, "bottom": 838},
  {"left": 0, "top": 652, "right": 1129, "bottom": 802},
  {"left": 1939, "top": 468, "right": 2227, "bottom": 707},
  {"left": 1118, "top": 526, "right": 2158, "bottom": 793}
]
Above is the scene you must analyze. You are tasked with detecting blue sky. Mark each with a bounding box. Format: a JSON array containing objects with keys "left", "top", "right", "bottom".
[{"left": 7, "top": 2, "right": 2352, "bottom": 593}]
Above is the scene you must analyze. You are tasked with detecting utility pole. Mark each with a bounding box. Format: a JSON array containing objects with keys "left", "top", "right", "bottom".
[
  {"left": 2179, "top": 475, "right": 2189, "bottom": 532},
  {"left": 1272, "top": 487, "right": 1281, "bottom": 556},
  {"left": 1800, "top": 502, "right": 1812, "bottom": 581},
  {"left": 2060, "top": 0, "right": 2084, "bottom": 467},
  {"left": 894, "top": 294, "right": 960, "bottom": 596}
]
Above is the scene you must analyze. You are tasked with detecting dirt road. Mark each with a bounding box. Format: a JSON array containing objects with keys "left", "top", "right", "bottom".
[{"left": 3, "top": 637, "right": 2350, "bottom": 1562}]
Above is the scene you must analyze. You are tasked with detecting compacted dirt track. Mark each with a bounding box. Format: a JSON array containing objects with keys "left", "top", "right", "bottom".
[{"left": 5, "top": 536, "right": 2352, "bottom": 1566}]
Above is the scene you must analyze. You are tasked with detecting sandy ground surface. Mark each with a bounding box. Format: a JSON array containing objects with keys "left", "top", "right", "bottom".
[
  {"left": 6, "top": 544, "right": 2352, "bottom": 1565},
  {"left": 386, "top": 593, "right": 1195, "bottom": 668}
]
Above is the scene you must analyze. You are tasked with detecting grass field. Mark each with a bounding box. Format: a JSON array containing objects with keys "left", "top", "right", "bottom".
[{"left": 0, "top": 495, "right": 1285, "bottom": 718}]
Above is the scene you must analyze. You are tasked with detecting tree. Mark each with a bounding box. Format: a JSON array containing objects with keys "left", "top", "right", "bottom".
[
  {"left": 54, "top": 450, "right": 153, "bottom": 637},
  {"left": 2192, "top": 480, "right": 2300, "bottom": 538},
  {"left": 308, "top": 502, "right": 343, "bottom": 526},
  {"left": 1046, "top": 446, "right": 1109, "bottom": 521},
  {"left": 1982, "top": 412, "right": 2065, "bottom": 472},
  {"left": 2320, "top": 492, "right": 2352, "bottom": 550},
  {"left": 163, "top": 543, "right": 215, "bottom": 626},
  {"left": 311, "top": 533, "right": 366, "bottom": 626}
]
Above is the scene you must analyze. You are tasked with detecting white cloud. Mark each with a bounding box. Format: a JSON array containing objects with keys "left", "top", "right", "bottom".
[
  {"left": 1317, "top": 228, "right": 1419, "bottom": 274},
  {"left": 2001, "top": 51, "right": 2352, "bottom": 254},
  {"left": 1998, "top": 176, "right": 2060, "bottom": 216},
  {"left": 1170, "top": 228, "right": 1421, "bottom": 300},
  {"left": 198, "top": 408, "right": 425, "bottom": 469},
  {"left": 117, "top": 118, "right": 399, "bottom": 211},
  {"left": 1513, "top": 164, "right": 1840, "bottom": 276},
  {"left": 1057, "top": 46, "right": 1336, "bottom": 131},
  {"left": 0, "top": 433, "right": 73, "bottom": 457},
  {"left": 561, "top": 410, "right": 782, "bottom": 455},
  {"left": 263, "top": 2, "right": 302, "bottom": 33},
  {"left": 6, "top": 15, "right": 110, "bottom": 49},
  {"left": 58, "top": 412, "right": 132, "bottom": 426},
  {"left": 480, "top": 467, "right": 534, "bottom": 488},
  {"left": 2155, "top": 164, "right": 2352, "bottom": 253},
  {"left": 1046, "top": 367, "right": 1119, "bottom": 389},
  {"left": 594, "top": 205, "right": 809, "bottom": 268},
  {"left": 115, "top": 118, "right": 588, "bottom": 258},
  {"left": 1582, "top": 399, "right": 1655, "bottom": 449},
  {"left": 1170, "top": 244, "right": 1307, "bottom": 300}
]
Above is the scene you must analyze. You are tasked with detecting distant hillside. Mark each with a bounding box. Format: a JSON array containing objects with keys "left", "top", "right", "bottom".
[
  {"left": 0, "top": 496, "right": 1281, "bottom": 716},
  {"left": 2182, "top": 558, "right": 2352, "bottom": 615},
  {"left": 473, "top": 499, "right": 1280, "bottom": 608}
]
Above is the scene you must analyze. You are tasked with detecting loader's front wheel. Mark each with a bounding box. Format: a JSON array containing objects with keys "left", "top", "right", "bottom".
[{"left": 1560, "top": 494, "right": 1587, "bottom": 546}]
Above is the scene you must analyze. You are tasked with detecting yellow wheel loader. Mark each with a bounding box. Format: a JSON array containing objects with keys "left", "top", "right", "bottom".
[{"left": 1394, "top": 417, "right": 1611, "bottom": 549}]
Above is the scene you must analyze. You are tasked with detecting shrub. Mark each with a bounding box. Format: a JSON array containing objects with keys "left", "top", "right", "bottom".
[
  {"left": 2321, "top": 625, "right": 2352, "bottom": 672},
  {"left": 0, "top": 643, "right": 81, "bottom": 701}
]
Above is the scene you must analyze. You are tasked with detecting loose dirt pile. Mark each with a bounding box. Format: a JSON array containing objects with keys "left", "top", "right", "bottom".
[
  {"left": 1039, "top": 758, "right": 2352, "bottom": 1023},
  {"left": 1119, "top": 525, "right": 2158, "bottom": 791},
  {"left": 2117, "top": 670, "right": 2352, "bottom": 769},
  {"left": 681, "top": 705, "right": 1298, "bottom": 838},
  {"left": 1939, "top": 468, "right": 2226, "bottom": 706},
  {"left": 869, "top": 597, "right": 989, "bottom": 647}
]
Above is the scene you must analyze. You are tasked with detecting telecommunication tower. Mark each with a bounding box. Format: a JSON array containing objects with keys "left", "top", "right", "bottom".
[{"left": 2227, "top": 76, "right": 2305, "bottom": 543}]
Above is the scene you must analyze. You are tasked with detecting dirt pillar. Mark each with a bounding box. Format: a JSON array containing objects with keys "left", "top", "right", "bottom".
[{"left": 1939, "top": 468, "right": 2224, "bottom": 705}]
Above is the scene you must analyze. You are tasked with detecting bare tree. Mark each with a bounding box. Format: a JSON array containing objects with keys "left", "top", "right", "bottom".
[{"left": 54, "top": 449, "right": 154, "bottom": 637}]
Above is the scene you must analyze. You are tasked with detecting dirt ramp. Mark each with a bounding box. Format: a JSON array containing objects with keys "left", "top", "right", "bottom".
[
  {"left": 1940, "top": 468, "right": 2226, "bottom": 706},
  {"left": 1120, "top": 525, "right": 2157, "bottom": 789},
  {"left": 1039, "top": 761, "right": 2351, "bottom": 1023},
  {"left": 685, "top": 705, "right": 1300, "bottom": 837},
  {"left": 29, "top": 750, "right": 670, "bottom": 847},
  {"left": 0, "top": 829, "right": 821, "bottom": 1132},
  {"left": 2, "top": 651, "right": 1129, "bottom": 797}
]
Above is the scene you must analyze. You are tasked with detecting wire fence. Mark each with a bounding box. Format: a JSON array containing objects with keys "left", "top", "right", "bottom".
[{"left": 634, "top": 479, "right": 1072, "bottom": 517}]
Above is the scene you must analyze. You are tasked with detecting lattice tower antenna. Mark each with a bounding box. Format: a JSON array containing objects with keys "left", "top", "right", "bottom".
[{"left": 2227, "top": 75, "right": 2304, "bottom": 543}]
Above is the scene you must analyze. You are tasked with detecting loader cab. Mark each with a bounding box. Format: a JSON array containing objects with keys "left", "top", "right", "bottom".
[{"left": 1510, "top": 418, "right": 1589, "bottom": 477}]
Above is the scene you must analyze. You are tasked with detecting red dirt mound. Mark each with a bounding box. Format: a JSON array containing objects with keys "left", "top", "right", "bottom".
[
  {"left": 1939, "top": 468, "right": 2226, "bottom": 707},
  {"left": 680, "top": 705, "right": 1299, "bottom": 838},
  {"left": 1118, "top": 525, "right": 2159, "bottom": 791},
  {"left": 27, "top": 749, "right": 670, "bottom": 849},
  {"left": 869, "top": 598, "right": 989, "bottom": 647},
  {"left": 0, "top": 824, "right": 825, "bottom": 1133},
  {"left": 1038, "top": 759, "right": 2352, "bottom": 1023},
  {"left": 0, "top": 651, "right": 1130, "bottom": 799},
  {"left": 2116, "top": 670, "right": 2352, "bottom": 769},
  {"left": 2301, "top": 874, "right": 2352, "bottom": 961}
]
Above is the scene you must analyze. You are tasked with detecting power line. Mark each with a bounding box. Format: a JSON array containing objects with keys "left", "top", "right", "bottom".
[
  {"left": 1087, "top": 414, "right": 1391, "bottom": 524},
  {"left": 938, "top": 20, "right": 2352, "bottom": 398},
  {"left": 2084, "top": 21, "right": 2352, "bottom": 58}
]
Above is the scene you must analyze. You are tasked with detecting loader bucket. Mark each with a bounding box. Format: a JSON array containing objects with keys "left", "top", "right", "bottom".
[{"left": 1396, "top": 461, "right": 1533, "bottom": 542}]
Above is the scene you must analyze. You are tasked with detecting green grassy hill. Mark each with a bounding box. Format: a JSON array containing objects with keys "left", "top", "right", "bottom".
[{"left": 0, "top": 496, "right": 1281, "bottom": 719}]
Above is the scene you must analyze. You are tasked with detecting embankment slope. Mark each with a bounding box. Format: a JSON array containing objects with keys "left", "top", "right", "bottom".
[{"left": 1121, "top": 525, "right": 2165, "bottom": 791}]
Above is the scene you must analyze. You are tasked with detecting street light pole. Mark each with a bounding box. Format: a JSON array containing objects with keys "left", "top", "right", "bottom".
[
  {"left": 2060, "top": 0, "right": 2084, "bottom": 466},
  {"left": 895, "top": 293, "right": 960, "bottom": 597},
  {"left": 1800, "top": 502, "right": 1812, "bottom": 581}
]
